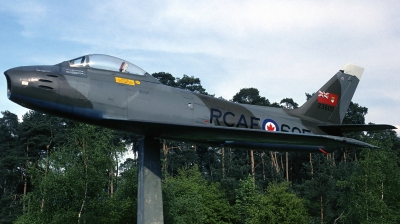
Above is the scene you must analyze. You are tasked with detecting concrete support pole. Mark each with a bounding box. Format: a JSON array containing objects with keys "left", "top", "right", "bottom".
[{"left": 137, "top": 137, "right": 164, "bottom": 224}]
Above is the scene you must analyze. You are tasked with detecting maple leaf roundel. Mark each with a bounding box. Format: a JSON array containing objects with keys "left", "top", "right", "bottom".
[{"left": 262, "top": 119, "right": 279, "bottom": 132}]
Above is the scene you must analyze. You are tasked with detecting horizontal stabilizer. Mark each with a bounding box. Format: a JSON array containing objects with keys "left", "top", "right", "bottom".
[{"left": 319, "top": 124, "right": 397, "bottom": 136}]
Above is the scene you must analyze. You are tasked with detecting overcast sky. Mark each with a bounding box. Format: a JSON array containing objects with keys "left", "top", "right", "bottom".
[{"left": 1, "top": 1, "right": 399, "bottom": 134}]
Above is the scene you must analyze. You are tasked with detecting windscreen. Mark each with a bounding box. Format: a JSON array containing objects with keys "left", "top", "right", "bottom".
[{"left": 69, "top": 54, "right": 147, "bottom": 75}]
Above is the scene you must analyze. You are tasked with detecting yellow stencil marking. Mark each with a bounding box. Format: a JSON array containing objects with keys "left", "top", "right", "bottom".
[{"left": 115, "top": 77, "right": 137, "bottom": 86}]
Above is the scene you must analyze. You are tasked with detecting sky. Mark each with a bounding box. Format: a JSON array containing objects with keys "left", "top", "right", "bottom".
[{"left": 0, "top": 0, "right": 399, "bottom": 134}]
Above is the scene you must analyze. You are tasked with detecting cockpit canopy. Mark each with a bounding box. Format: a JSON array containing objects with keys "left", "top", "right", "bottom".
[{"left": 68, "top": 54, "right": 147, "bottom": 76}]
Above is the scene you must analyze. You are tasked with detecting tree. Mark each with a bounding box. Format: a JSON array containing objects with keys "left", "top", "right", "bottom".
[
  {"left": 339, "top": 130, "right": 400, "bottom": 223},
  {"left": 107, "top": 158, "right": 139, "bottom": 223},
  {"left": 259, "top": 181, "right": 309, "bottom": 223},
  {"left": 15, "top": 123, "right": 126, "bottom": 224},
  {"left": 17, "top": 111, "right": 68, "bottom": 214},
  {"left": 235, "top": 176, "right": 309, "bottom": 224},
  {"left": 342, "top": 102, "right": 368, "bottom": 125},
  {"left": 0, "top": 111, "right": 22, "bottom": 223},
  {"left": 152, "top": 72, "right": 210, "bottom": 95},
  {"left": 152, "top": 72, "right": 177, "bottom": 87},
  {"left": 232, "top": 88, "right": 271, "bottom": 106},
  {"left": 176, "top": 75, "right": 209, "bottom": 95},
  {"left": 280, "top": 98, "right": 298, "bottom": 109},
  {"left": 235, "top": 176, "right": 260, "bottom": 223},
  {"left": 305, "top": 92, "right": 314, "bottom": 101},
  {"left": 163, "top": 166, "right": 235, "bottom": 224},
  {"left": 296, "top": 154, "right": 344, "bottom": 223}
]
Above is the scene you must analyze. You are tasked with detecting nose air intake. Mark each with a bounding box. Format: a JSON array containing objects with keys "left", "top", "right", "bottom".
[{"left": 4, "top": 70, "right": 12, "bottom": 99}]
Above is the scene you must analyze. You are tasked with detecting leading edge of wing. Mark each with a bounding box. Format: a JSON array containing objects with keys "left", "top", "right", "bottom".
[{"left": 101, "top": 118, "right": 378, "bottom": 149}]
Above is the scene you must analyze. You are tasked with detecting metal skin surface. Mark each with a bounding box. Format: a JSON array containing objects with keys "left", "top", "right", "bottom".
[{"left": 4, "top": 54, "right": 396, "bottom": 153}]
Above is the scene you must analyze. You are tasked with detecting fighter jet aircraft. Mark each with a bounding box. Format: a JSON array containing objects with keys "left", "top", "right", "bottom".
[{"left": 4, "top": 54, "right": 395, "bottom": 153}]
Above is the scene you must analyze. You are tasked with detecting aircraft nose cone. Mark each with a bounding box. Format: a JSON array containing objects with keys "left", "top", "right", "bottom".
[{"left": 4, "top": 67, "right": 26, "bottom": 100}]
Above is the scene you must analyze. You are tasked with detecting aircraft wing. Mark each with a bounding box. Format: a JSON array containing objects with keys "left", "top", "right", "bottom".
[
  {"left": 318, "top": 124, "right": 397, "bottom": 136},
  {"left": 102, "top": 118, "right": 378, "bottom": 151}
]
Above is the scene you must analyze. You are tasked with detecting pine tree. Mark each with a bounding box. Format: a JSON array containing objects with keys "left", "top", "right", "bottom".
[{"left": 0, "top": 111, "right": 22, "bottom": 223}]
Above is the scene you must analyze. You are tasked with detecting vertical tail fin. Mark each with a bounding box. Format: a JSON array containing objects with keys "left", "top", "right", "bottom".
[{"left": 291, "top": 64, "right": 364, "bottom": 124}]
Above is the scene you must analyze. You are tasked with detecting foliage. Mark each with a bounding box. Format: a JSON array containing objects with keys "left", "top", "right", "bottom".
[
  {"left": 163, "top": 166, "right": 235, "bottom": 224},
  {"left": 108, "top": 161, "right": 138, "bottom": 223},
  {"left": 235, "top": 176, "right": 309, "bottom": 224},
  {"left": 152, "top": 72, "right": 210, "bottom": 95},
  {"left": 280, "top": 98, "right": 298, "bottom": 109},
  {"left": 0, "top": 111, "right": 22, "bottom": 223},
  {"left": 296, "top": 154, "right": 346, "bottom": 223},
  {"left": 232, "top": 87, "right": 274, "bottom": 106},
  {"left": 152, "top": 72, "right": 177, "bottom": 87},
  {"left": 339, "top": 130, "right": 400, "bottom": 223},
  {"left": 14, "top": 123, "right": 126, "bottom": 224},
  {"left": 342, "top": 102, "right": 368, "bottom": 125}
]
